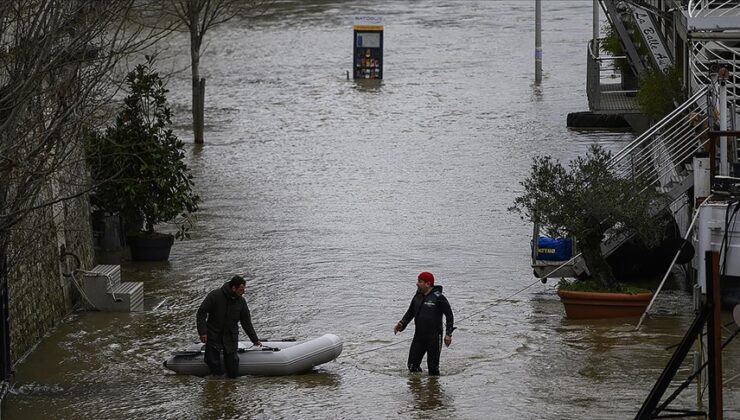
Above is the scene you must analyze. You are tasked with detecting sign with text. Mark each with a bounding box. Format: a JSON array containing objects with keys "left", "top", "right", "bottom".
[
  {"left": 632, "top": 6, "right": 672, "bottom": 71},
  {"left": 353, "top": 16, "right": 383, "bottom": 26},
  {"left": 353, "top": 16, "right": 383, "bottom": 31}
]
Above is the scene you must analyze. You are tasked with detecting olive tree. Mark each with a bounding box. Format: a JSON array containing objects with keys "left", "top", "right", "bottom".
[{"left": 509, "top": 145, "right": 667, "bottom": 289}]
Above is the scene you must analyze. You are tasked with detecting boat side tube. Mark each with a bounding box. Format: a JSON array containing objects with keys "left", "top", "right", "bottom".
[{"left": 163, "top": 334, "right": 343, "bottom": 376}]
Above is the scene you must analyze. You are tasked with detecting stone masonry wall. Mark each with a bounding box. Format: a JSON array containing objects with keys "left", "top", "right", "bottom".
[{"left": 7, "top": 156, "right": 94, "bottom": 364}]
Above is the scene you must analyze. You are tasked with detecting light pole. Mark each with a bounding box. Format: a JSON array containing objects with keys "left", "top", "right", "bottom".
[
  {"left": 535, "top": 0, "right": 542, "bottom": 85},
  {"left": 593, "top": 0, "right": 599, "bottom": 55}
]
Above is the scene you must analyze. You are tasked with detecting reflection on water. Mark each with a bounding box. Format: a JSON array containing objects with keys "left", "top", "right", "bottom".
[
  {"left": 406, "top": 375, "right": 453, "bottom": 413},
  {"left": 198, "top": 379, "right": 242, "bottom": 420},
  {"left": 4, "top": 0, "right": 740, "bottom": 418},
  {"left": 352, "top": 79, "right": 384, "bottom": 92},
  {"left": 269, "top": 371, "right": 342, "bottom": 389}
]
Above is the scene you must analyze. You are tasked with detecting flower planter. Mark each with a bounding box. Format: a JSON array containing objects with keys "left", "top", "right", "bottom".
[
  {"left": 127, "top": 233, "right": 174, "bottom": 262},
  {"left": 557, "top": 289, "right": 653, "bottom": 319}
]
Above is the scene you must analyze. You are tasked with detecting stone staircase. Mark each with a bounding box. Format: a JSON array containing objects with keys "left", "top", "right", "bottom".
[{"left": 81, "top": 265, "right": 144, "bottom": 312}]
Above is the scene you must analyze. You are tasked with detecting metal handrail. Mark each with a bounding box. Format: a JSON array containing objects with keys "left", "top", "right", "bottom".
[
  {"left": 613, "top": 108, "right": 707, "bottom": 183},
  {"left": 690, "top": 42, "right": 739, "bottom": 107},
  {"left": 588, "top": 36, "right": 627, "bottom": 62},
  {"left": 609, "top": 87, "right": 709, "bottom": 167},
  {"left": 689, "top": 0, "right": 740, "bottom": 18},
  {"left": 534, "top": 86, "right": 710, "bottom": 261}
]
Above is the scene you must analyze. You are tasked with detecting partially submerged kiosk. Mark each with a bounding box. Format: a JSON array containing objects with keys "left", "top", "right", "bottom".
[{"left": 353, "top": 16, "right": 383, "bottom": 80}]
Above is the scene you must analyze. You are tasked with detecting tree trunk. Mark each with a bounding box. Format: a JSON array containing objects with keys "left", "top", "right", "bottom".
[
  {"left": 190, "top": 35, "right": 204, "bottom": 145},
  {"left": 0, "top": 236, "right": 11, "bottom": 382},
  {"left": 580, "top": 241, "right": 617, "bottom": 288},
  {"left": 196, "top": 78, "right": 205, "bottom": 141}
]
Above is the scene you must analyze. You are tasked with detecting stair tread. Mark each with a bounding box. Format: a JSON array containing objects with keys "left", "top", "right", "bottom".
[
  {"left": 90, "top": 265, "right": 120, "bottom": 275},
  {"left": 110, "top": 282, "right": 143, "bottom": 294},
  {"left": 87, "top": 265, "right": 121, "bottom": 285}
]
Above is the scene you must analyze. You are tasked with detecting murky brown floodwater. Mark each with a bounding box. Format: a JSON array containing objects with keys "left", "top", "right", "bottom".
[{"left": 4, "top": 1, "right": 739, "bottom": 418}]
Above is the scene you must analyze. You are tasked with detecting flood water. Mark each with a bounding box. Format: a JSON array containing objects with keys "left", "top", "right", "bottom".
[{"left": 4, "top": 1, "right": 739, "bottom": 419}]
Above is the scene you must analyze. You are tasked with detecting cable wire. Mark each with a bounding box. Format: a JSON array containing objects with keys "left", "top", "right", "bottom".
[{"left": 341, "top": 275, "right": 546, "bottom": 359}]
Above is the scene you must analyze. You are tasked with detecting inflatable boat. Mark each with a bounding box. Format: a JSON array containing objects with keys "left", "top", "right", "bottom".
[{"left": 163, "top": 333, "right": 343, "bottom": 376}]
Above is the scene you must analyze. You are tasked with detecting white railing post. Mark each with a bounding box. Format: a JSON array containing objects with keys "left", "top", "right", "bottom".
[{"left": 719, "top": 67, "right": 729, "bottom": 175}]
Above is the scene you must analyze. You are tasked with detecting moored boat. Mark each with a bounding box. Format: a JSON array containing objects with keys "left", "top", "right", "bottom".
[{"left": 163, "top": 334, "right": 343, "bottom": 376}]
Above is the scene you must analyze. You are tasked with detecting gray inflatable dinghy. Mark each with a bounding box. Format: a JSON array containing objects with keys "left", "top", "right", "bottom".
[{"left": 163, "top": 333, "right": 343, "bottom": 376}]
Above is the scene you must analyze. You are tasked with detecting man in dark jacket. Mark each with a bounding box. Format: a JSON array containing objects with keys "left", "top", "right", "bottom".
[
  {"left": 197, "top": 275, "right": 261, "bottom": 378},
  {"left": 394, "top": 271, "right": 455, "bottom": 376}
]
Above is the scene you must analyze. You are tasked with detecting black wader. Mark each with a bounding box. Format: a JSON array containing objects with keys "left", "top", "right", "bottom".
[
  {"left": 408, "top": 331, "right": 443, "bottom": 375},
  {"left": 204, "top": 341, "right": 240, "bottom": 378}
]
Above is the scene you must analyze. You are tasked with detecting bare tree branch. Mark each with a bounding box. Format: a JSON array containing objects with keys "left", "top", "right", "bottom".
[{"left": 0, "top": 0, "right": 177, "bottom": 234}]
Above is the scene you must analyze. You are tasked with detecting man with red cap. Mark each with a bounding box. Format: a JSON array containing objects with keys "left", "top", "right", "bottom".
[{"left": 394, "top": 271, "right": 455, "bottom": 376}]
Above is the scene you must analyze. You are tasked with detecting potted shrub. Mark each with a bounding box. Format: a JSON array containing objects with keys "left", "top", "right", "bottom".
[
  {"left": 86, "top": 57, "right": 200, "bottom": 261},
  {"left": 509, "top": 145, "right": 667, "bottom": 319}
]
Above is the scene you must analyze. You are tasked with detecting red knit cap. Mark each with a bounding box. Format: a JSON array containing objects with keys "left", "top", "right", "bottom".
[{"left": 418, "top": 271, "right": 435, "bottom": 285}]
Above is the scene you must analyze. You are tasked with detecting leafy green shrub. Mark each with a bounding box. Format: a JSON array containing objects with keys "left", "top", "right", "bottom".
[
  {"left": 637, "top": 66, "right": 684, "bottom": 120},
  {"left": 601, "top": 24, "right": 632, "bottom": 75}
]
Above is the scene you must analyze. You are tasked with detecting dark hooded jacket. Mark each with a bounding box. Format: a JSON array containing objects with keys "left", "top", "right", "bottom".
[
  {"left": 398, "top": 285, "right": 455, "bottom": 336},
  {"left": 196, "top": 282, "right": 260, "bottom": 353}
]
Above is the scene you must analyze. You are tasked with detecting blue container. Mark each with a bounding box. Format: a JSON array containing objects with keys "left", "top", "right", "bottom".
[{"left": 535, "top": 236, "right": 573, "bottom": 261}]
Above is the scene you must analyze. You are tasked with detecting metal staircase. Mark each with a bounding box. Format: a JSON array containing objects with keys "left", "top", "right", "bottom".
[
  {"left": 80, "top": 265, "right": 144, "bottom": 311},
  {"left": 533, "top": 0, "right": 740, "bottom": 280},
  {"left": 599, "top": 86, "right": 710, "bottom": 255},
  {"left": 584, "top": 1, "right": 675, "bottom": 118},
  {"left": 533, "top": 87, "right": 710, "bottom": 279},
  {"left": 601, "top": 0, "right": 647, "bottom": 75},
  {"left": 600, "top": 0, "right": 674, "bottom": 76},
  {"left": 687, "top": 0, "right": 740, "bottom": 170}
]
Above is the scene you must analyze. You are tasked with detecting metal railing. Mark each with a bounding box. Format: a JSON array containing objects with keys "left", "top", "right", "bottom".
[
  {"left": 690, "top": 41, "right": 739, "bottom": 106},
  {"left": 689, "top": 0, "right": 740, "bottom": 18},
  {"left": 687, "top": 5, "right": 740, "bottom": 167},
  {"left": 609, "top": 86, "right": 710, "bottom": 194},
  {"left": 599, "top": 87, "right": 710, "bottom": 255},
  {"left": 586, "top": 38, "right": 639, "bottom": 111}
]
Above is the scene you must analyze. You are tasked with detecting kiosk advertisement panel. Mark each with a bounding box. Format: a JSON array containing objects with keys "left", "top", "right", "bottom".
[{"left": 353, "top": 16, "right": 383, "bottom": 80}]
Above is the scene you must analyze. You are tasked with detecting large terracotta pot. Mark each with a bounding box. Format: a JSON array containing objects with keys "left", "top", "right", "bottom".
[
  {"left": 127, "top": 232, "right": 174, "bottom": 262},
  {"left": 557, "top": 289, "right": 653, "bottom": 319}
]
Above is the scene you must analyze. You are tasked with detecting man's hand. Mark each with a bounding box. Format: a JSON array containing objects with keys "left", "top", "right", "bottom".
[
  {"left": 254, "top": 341, "right": 262, "bottom": 347},
  {"left": 444, "top": 335, "right": 452, "bottom": 347},
  {"left": 393, "top": 323, "right": 402, "bottom": 335},
  {"left": 199, "top": 334, "right": 207, "bottom": 343}
]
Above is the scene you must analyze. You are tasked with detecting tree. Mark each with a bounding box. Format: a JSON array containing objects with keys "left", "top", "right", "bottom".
[
  {"left": 0, "top": 0, "right": 172, "bottom": 381},
  {"left": 86, "top": 58, "right": 200, "bottom": 239},
  {"left": 509, "top": 145, "right": 667, "bottom": 289},
  {"left": 164, "top": 0, "right": 271, "bottom": 144}
]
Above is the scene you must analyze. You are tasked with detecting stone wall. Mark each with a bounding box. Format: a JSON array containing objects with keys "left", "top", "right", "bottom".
[{"left": 6, "top": 157, "right": 94, "bottom": 364}]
